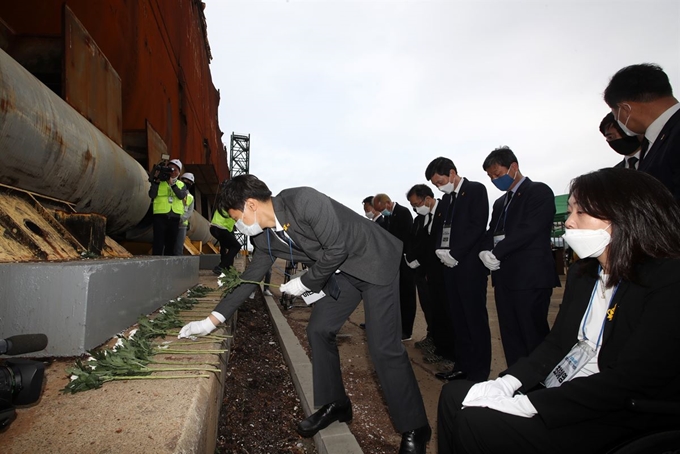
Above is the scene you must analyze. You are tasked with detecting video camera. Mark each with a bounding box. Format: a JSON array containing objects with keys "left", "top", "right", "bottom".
[
  {"left": 0, "top": 334, "right": 48, "bottom": 430},
  {"left": 149, "top": 153, "right": 173, "bottom": 183}
]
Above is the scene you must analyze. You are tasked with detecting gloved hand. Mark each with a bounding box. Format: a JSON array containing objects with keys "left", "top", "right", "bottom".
[
  {"left": 435, "top": 249, "right": 459, "bottom": 267},
  {"left": 404, "top": 255, "right": 420, "bottom": 269},
  {"left": 479, "top": 250, "right": 501, "bottom": 271},
  {"left": 178, "top": 317, "right": 217, "bottom": 338},
  {"left": 463, "top": 375, "right": 522, "bottom": 404},
  {"left": 280, "top": 277, "right": 310, "bottom": 296},
  {"left": 462, "top": 394, "right": 537, "bottom": 418}
]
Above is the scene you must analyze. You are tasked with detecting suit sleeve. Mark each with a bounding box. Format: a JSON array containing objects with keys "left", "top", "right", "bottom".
[
  {"left": 213, "top": 241, "right": 274, "bottom": 320},
  {"left": 492, "top": 183, "right": 555, "bottom": 260}
]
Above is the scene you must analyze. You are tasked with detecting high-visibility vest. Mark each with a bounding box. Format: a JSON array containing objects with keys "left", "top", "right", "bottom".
[
  {"left": 211, "top": 209, "right": 235, "bottom": 232},
  {"left": 153, "top": 180, "right": 186, "bottom": 215},
  {"left": 182, "top": 193, "right": 194, "bottom": 226}
]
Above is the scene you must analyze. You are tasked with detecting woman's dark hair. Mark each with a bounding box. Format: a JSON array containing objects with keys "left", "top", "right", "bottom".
[
  {"left": 217, "top": 174, "right": 272, "bottom": 216},
  {"left": 569, "top": 167, "right": 680, "bottom": 285}
]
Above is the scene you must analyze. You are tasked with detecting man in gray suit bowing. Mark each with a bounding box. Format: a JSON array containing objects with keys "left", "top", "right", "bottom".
[{"left": 179, "top": 174, "right": 431, "bottom": 454}]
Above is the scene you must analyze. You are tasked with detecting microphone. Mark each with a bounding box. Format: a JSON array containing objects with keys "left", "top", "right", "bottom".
[{"left": 0, "top": 334, "right": 48, "bottom": 355}]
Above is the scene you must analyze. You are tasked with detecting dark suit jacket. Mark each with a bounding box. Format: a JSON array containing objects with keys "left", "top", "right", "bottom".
[
  {"left": 215, "top": 187, "right": 403, "bottom": 319},
  {"left": 482, "top": 177, "right": 559, "bottom": 289},
  {"left": 506, "top": 258, "right": 680, "bottom": 430},
  {"left": 614, "top": 159, "right": 625, "bottom": 168},
  {"left": 440, "top": 178, "right": 489, "bottom": 271},
  {"left": 639, "top": 108, "right": 680, "bottom": 201},
  {"left": 385, "top": 202, "right": 414, "bottom": 253}
]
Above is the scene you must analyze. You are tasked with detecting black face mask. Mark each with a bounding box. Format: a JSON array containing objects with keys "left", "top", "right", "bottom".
[{"left": 608, "top": 136, "right": 640, "bottom": 156}]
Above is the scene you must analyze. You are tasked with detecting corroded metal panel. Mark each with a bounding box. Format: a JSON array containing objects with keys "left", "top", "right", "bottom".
[
  {"left": 146, "top": 120, "right": 168, "bottom": 171},
  {"left": 63, "top": 5, "right": 122, "bottom": 146}
]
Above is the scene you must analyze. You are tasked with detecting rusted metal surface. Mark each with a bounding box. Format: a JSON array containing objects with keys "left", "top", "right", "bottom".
[
  {"left": 146, "top": 120, "right": 168, "bottom": 171},
  {"left": 0, "top": 0, "right": 230, "bottom": 186},
  {"left": 0, "top": 47, "right": 151, "bottom": 234},
  {"left": 63, "top": 5, "right": 122, "bottom": 146}
]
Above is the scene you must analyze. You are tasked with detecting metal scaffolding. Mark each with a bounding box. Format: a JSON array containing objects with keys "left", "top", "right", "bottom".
[
  {"left": 229, "top": 133, "right": 250, "bottom": 177},
  {"left": 229, "top": 133, "right": 250, "bottom": 250}
]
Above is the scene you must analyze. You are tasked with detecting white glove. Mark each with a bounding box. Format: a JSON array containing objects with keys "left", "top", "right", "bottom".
[
  {"left": 479, "top": 250, "right": 501, "bottom": 271},
  {"left": 405, "top": 255, "right": 420, "bottom": 269},
  {"left": 463, "top": 375, "right": 522, "bottom": 404},
  {"left": 435, "top": 249, "right": 459, "bottom": 267},
  {"left": 178, "top": 317, "right": 217, "bottom": 338},
  {"left": 280, "top": 277, "right": 310, "bottom": 296},
  {"left": 462, "top": 394, "right": 537, "bottom": 418}
]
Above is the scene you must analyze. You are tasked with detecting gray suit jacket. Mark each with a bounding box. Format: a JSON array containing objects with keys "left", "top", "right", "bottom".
[{"left": 214, "top": 187, "right": 403, "bottom": 319}]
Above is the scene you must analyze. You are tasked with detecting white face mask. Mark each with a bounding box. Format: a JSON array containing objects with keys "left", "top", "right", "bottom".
[
  {"left": 364, "top": 211, "right": 375, "bottom": 220},
  {"left": 415, "top": 204, "right": 431, "bottom": 216},
  {"left": 563, "top": 227, "right": 611, "bottom": 259},
  {"left": 235, "top": 205, "right": 263, "bottom": 236},
  {"left": 438, "top": 182, "right": 454, "bottom": 194},
  {"left": 616, "top": 105, "right": 637, "bottom": 137}
]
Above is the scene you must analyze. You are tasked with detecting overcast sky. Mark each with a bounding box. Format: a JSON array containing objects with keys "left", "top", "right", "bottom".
[{"left": 203, "top": 0, "right": 680, "bottom": 216}]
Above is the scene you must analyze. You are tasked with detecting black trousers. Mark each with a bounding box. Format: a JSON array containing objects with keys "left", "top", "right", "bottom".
[
  {"left": 426, "top": 262, "right": 456, "bottom": 361},
  {"left": 152, "top": 213, "right": 181, "bottom": 256},
  {"left": 494, "top": 286, "right": 552, "bottom": 367},
  {"left": 442, "top": 262, "right": 491, "bottom": 382},
  {"left": 210, "top": 226, "right": 241, "bottom": 269},
  {"left": 399, "top": 263, "right": 417, "bottom": 337},
  {"left": 437, "top": 380, "right": 668, "bottom": 454},
  {"left": 414, "top": 266, "right": 432, "bottom": 336}
]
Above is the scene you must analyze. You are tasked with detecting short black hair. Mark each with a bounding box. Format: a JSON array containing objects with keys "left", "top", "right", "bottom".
[
  {"left": 569, "top": 167, "right": 680, "bottom": 286},
  {"left": 217, "top": 174, "right": 272, "bottom": 215},
  {"left": 362, "top": 196, "right": 374, "bottom": 206},
  {"left": 425, "top": 157, "right": 457, "bottom": 180},
  {"left": 406, "top": 184, "right": 434, "bottom": 200},
  {"left": 603, "top": 63, "right": 673, "bottom": 108},
  {"left": 482, "top": 146, "right": 518, "bottom": 171}
]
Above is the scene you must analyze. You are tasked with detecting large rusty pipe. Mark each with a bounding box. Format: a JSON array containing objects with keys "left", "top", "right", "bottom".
[
  {"left": 124, "top": 210, "right": 216, "bottom": 245},
  {"left": 0, "top": 48, "right": 149, "bottom": 234}
]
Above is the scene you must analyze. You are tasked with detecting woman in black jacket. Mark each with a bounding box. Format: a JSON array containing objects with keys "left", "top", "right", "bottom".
[{"left": 438, "top": 167, "right": 680, "bottom": 454}]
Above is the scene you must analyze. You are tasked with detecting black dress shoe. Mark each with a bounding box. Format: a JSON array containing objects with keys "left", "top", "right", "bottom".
[
  {"left": 296, "top": 398, "right": 352, "bottom": 438},
  {"left": 399, "top": 424, "right": 431, "bottom": 454},
  {"left": 435, "top": 369, "right": 467, "bottom": 381}
]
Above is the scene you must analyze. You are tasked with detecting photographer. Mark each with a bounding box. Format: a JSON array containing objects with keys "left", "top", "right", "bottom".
[
  {"left": 148, "top": 158, "right": 188, "bottom": 256},
  {"left": 174, "top": 172, "right": 195, "bottom": 256}
]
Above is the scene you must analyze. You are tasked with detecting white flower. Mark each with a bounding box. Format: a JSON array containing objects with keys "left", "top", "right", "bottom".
[{"left": 70, "top": 374, "right": 78, "bottom": 381}]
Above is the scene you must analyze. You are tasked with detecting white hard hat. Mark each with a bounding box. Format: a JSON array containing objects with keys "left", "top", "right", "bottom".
[
  {"left": 181, "top": 172, "right": 195, "bottom": 183},
  {"left": 169, "top": 159, "right": 182, "bottom": 171}
]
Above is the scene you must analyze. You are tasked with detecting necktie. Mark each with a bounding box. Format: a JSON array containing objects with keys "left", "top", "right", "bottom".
[
  {"left": 498, "top": 192, "right": 513, "bottom": 232},
  {"left": 627, "top": 156, "right": 639, "bottom": 169}
]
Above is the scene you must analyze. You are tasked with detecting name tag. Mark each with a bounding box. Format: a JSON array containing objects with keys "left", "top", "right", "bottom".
[
  {"left": 301, "top": 290, "right": 326, "bottom": 305},
  {"left": 168, "top": 196, "right": 174, "bottom": 203},
  {"left": 493, "top": 233, "right": 505, "bottom": 247},
  {"left": 441, "top": 225, "right": 451, "bottom": 248}
]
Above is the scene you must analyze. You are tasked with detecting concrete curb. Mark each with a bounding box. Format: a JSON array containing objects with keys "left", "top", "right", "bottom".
[{"left": 262, "top": 289, "right": 364, "bottom": 454}]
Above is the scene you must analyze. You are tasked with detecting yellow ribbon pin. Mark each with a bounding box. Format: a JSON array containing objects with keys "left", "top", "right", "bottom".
[{"left": 607, "top": 304, "right": 617, "bottom": 321}]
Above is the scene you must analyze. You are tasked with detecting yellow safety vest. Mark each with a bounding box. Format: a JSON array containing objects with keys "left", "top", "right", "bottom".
[
  {"left": 211, "top": 209, "right": 236, "bottom": 232},
  {"left": 182, "top": 193, "right": 194, "bottom": 226},
  {"left": 153, "top": 180, "right": 186, "bottom": 215}
]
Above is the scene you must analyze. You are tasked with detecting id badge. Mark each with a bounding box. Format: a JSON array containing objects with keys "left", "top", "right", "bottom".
[
  {"left": 544, "top": 341, "right": 596, "bottom": 388},
  {"left": 441, "top": 225, "right": 451, "bottom": 248},
  {"left": 301, "top": 289, "right": 326, "bottom": 306},
  {"left": 168, "top": 196, "right": 174, "bottom": 204},
  {"left": 493, "top": 233, "right": 505, "bottom": 247}
]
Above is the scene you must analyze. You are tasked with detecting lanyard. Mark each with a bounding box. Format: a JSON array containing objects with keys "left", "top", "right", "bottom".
[
  {"left": 266, "top": 229, "right": 296, "bottom": 276},
  {"left": 581, "top": 267, "right": 620, "bottom": 349},
  {"left": 493, "top": 193, "right": 513, "bottom": 233},
  {"left": 442, "top": 193, "right": 456, "bottom": 226}
]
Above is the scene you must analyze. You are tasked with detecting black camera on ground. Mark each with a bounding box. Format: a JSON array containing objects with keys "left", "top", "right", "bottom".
[
  {"left": 149, "top": 153, "right": 173, "bottom": 183},
  {"left": 0, "top": 334, "right": 48, "bottom": 430}
]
